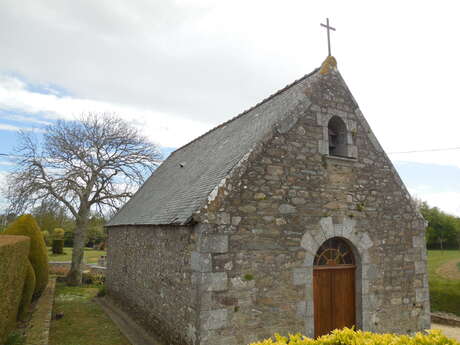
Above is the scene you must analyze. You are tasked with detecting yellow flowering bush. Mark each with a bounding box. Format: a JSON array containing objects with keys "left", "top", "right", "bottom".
[{"left": 249, "top": 328, "right": 459, "bottom": 345}]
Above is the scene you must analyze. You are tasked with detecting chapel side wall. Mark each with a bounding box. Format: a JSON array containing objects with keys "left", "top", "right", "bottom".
[
  {"left": 193, "top": 68, "right": 429, "bottom": 344},
  {"left": 106, "top": 225, "right": 198, "bottom": 345}
]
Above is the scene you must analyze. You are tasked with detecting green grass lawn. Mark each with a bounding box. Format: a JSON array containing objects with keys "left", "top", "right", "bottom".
[
  {"left": 427, "top": 249, "right": 460, "bottom": 316},
  {"left": 47, "top": 247, "right": 106, "bottom": 264},
  {"left": 49, "top": 283, "right": 131, "bottom": 345}
]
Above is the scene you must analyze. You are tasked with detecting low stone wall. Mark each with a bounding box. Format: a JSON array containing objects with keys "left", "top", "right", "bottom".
[
  {"left": 431, "top": 312, "right": 460, "bottom": 327},
  {"left": 0, "top": 235, "right": 30, "bottom": 345},
  {"left": 25, "top": 278, "right": 56, "bottom": 345}
]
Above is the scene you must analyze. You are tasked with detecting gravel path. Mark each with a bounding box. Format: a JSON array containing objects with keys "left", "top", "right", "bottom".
[{"left": 432, "top": 323, "right": 460, "bottom": 342}]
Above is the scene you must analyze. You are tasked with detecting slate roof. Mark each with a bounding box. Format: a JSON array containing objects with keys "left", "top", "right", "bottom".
[{"left": 107, "top": 66, "right": 320, "bottom": 226}]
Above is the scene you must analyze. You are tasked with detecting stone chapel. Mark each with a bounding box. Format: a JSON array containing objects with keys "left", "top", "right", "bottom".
[{"left": 106, "top": 56, "right": 430, "bottom": 345}]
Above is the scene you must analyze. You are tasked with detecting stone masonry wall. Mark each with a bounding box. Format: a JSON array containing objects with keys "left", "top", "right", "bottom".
[
  {"left": 192, "top": 66, "right": 430, "bottom": 344},
  {"left": 106, "top": 225, "right": 197, "bottom": 345}
]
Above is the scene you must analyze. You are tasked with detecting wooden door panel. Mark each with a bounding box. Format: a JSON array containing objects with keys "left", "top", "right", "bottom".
[
  {"left": 332, "top": 268, "right": 355, "bottom": 330},
  {"left": 313, "top": 267, "right": 355, "bottom": 338},
  {"left": 313, "top": 269, "right": 333, "bottom": 338}
]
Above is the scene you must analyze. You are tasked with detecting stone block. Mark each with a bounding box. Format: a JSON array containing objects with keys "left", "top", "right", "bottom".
[
  {"left": 279, "top": 204, "right": 296, "bottom": 214},
  {"left": 292, "top": 197, "right": 306, "bottom": 205},
  {"left": 413, "top": 235, "right": 424, "bottom": 249},
  {"left": 202, "top": 272, "right": 228, "bottom": 292},
  {"left": 300, "top": 232, "right": 317, "bottom": 255},
  {"left": 232, "top": 216, "right": 242, "bottom": 226},
  {"left": 230, "top": 276, "right": 256, "bottom": 290},
  {"left": 267, "top": 165, "right": 284, "bottom": 176},
  {"left": 415, "top": 288, "right": 428, "bottom": 303},
  {"left": 217, "top": 213, "right": 230, "bottom": 225},
  {"left": 342, "top": 217, "right": 356, "bottom": 237},
  {"left": 200, "top": 309, "right": 228, "bottom": 330},
  {"left": 306, "top": 300, "right": 314, "bottom": 316},
  {"left": 276, "top": 218, "right": 287, "bottom": 226},
  {"left": 318, "top": 140, "right": 328, "bottom": 154},
  {"left": 191, "top": 252, "right": 212, "bottom": 272},
  {"left": 414, "top": 261, "right": 425, "bottom": 274},
  {"left": 296, "top": 300, "right": 306, "bottom": 318},
  {"left": 293, "top": 268, "right": 307, "bottom": 286},
  {"left": 359, "top": 232, "right": 373, "bottom": 249},
  {"left": 254, "top": 192, "right": 266, "bottom": 200},
  {"left": 199, "top": 234, "right": 229, "bottom": 253},
  {"left": 319, "top": 217, "right": 333, "bottom": 234},
  {"left": 238, "top": 205, "right": 257, "bottom": 213}
]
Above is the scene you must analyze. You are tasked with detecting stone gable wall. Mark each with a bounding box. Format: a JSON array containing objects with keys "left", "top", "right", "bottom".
[
  {"left": 106, "top": 66, "right": 429, "bottom": 345},
  {"left": 106, "top": 225, "right": 197, "bottom": 345},
  {"left": 192, "top": 68, "right": 429, "bottom": 345}
]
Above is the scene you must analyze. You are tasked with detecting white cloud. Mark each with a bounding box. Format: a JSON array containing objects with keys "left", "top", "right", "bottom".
[
  {"left": 410, "top": 188, "right": 460, "bottom": 217},
  {"left": 0, "top": 75, "right": 212, "bottom": 148},
  {"left": 2, "top": 0, "right": 460, "bottom": 213},
  {"left": 0, "top": 161, "right": 15, "bottom": 167},
  {"left": 1, "top": 1, "right": 460, "bottom": 164},
  {"left": 0, "top": 122, "right": 44, "bottom": 133},
  {"left": 390, "top": 150, "right": 460, "bottom": 170},
  {"left": 1, "top": 114, "right": 52, "bottom": 126}
]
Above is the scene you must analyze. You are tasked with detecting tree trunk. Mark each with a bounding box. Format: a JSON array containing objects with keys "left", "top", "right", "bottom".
[{"left": 67, "top": 205, "right": 89, "bottom": 286}]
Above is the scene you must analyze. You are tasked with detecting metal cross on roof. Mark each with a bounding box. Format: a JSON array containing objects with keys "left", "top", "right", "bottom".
[{"left": 320, "top": 18, "right": 336, "bottom": 56}]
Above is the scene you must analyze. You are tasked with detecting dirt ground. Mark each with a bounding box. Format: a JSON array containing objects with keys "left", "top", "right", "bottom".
[
  {"left": 432, "top": 323, "right": 460, "bottom": 342},
  {"left": 435, "top": 258, "right": 460, "bottom": 280}
]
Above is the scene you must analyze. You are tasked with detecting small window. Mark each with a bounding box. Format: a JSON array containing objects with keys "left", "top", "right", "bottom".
[
  {"left": 328, "top": 116, "right": 348, "bottom": 157},
  {"left": 314, "top": 237, "right": 354, "bottom": 266}
]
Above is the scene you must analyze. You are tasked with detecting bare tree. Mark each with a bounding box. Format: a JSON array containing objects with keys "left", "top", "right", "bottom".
[{"left": 7, "top": 113, "right": 161, "bottom": 285}]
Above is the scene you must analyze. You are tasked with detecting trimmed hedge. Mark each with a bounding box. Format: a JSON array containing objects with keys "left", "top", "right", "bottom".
[
  {"left": 18, "top": 260, "right": 36, "bottom": 320},
  {"left": 52, "top": 228, "right": 65, "bottom": 240},
  {"left": 249, "top": 328, "right": 460, "bottom": 345},
  {"left": 0, "top": 235, "right": 30, "bottom": 345},
  {"left": 52, "top": 239, "right": 64, "bottom": 254},
  {"left": 4, "top": 215, "right": 49, "bottom": 297},
  {"left": 52, "top": 228, "right": 65, "bottom": 254}
]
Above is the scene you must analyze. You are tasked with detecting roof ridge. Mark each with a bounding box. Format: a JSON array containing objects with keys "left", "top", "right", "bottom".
[{"left": 169, "top": 66, "right": 320, "bottom": 157}]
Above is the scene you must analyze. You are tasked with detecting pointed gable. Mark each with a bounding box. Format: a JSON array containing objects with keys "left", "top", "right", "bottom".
[{"left": 108, "top": 67, "right": 321, "bottom": 226}]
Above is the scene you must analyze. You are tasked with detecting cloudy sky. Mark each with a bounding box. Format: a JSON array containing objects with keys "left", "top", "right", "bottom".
[{"left": 1, "top": 0, "right": 460, "bottom": 215}]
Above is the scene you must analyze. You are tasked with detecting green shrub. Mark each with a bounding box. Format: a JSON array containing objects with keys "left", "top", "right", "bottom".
[
  {"left": 41, "top": 230, "right": 50, "bottom": 246},
  {"left": 249, "top": 328, "right": 459, "bottom": 345},
  {"left": 52, "top": 228, "right": 65, "bottom": 240},
  {"left": 63, "top": 229, "right": 74, "bottom": 247},
  {"left": 4, "top": 215, "right": 49, "bottom": 297},
  {"left": 82, "top": 271, "right": 105, "bottom": 286},
  {"left": 5, "top": 331, "right": 26, "bottom": 345},
  {"left": 0, "top": 235, "right": 30, "bottom": 345},
  {"left": 51, "top": 239, "right": 64, "bottom": 254},
  {"left": 97, "top": 285, "right": 107, "bottom": 297},
  {"left": 18, "top": 260, "right": 36, "bottom": 320}
]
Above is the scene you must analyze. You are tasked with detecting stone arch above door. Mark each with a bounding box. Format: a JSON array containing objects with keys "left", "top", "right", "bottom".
[{"left": 298, "top": 216, "right": 376, "bottom": 337}]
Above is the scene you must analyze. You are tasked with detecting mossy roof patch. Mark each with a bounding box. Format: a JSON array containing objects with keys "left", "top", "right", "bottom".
[{"left": 320, "top": 55, "right": 337, "bottom": 75}]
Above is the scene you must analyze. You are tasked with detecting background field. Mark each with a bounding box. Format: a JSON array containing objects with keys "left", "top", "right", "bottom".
[
  {"left": 428, "top": 249, "right": 460, "bottom": 316},
  {"left": 47, "top": 247, "right": 106, "bottom": 264}
]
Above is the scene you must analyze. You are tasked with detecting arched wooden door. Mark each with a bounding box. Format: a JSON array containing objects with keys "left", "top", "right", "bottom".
[{"left": 313, "top": 237, "right": 356, "bottom": 338}]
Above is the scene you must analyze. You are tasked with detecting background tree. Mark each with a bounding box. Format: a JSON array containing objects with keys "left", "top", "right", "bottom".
[
  {"left": 6, "top": 113, "right": 161, "bottom": 285},
  {"left": 419, "top": 201, "right": 460, "bottom": 249},
  {"left": 85, "top": 214, "right": 106, "bottom": 248},
  {"left": 32, "top": 200, "right": 71, "bottom": 234}
]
